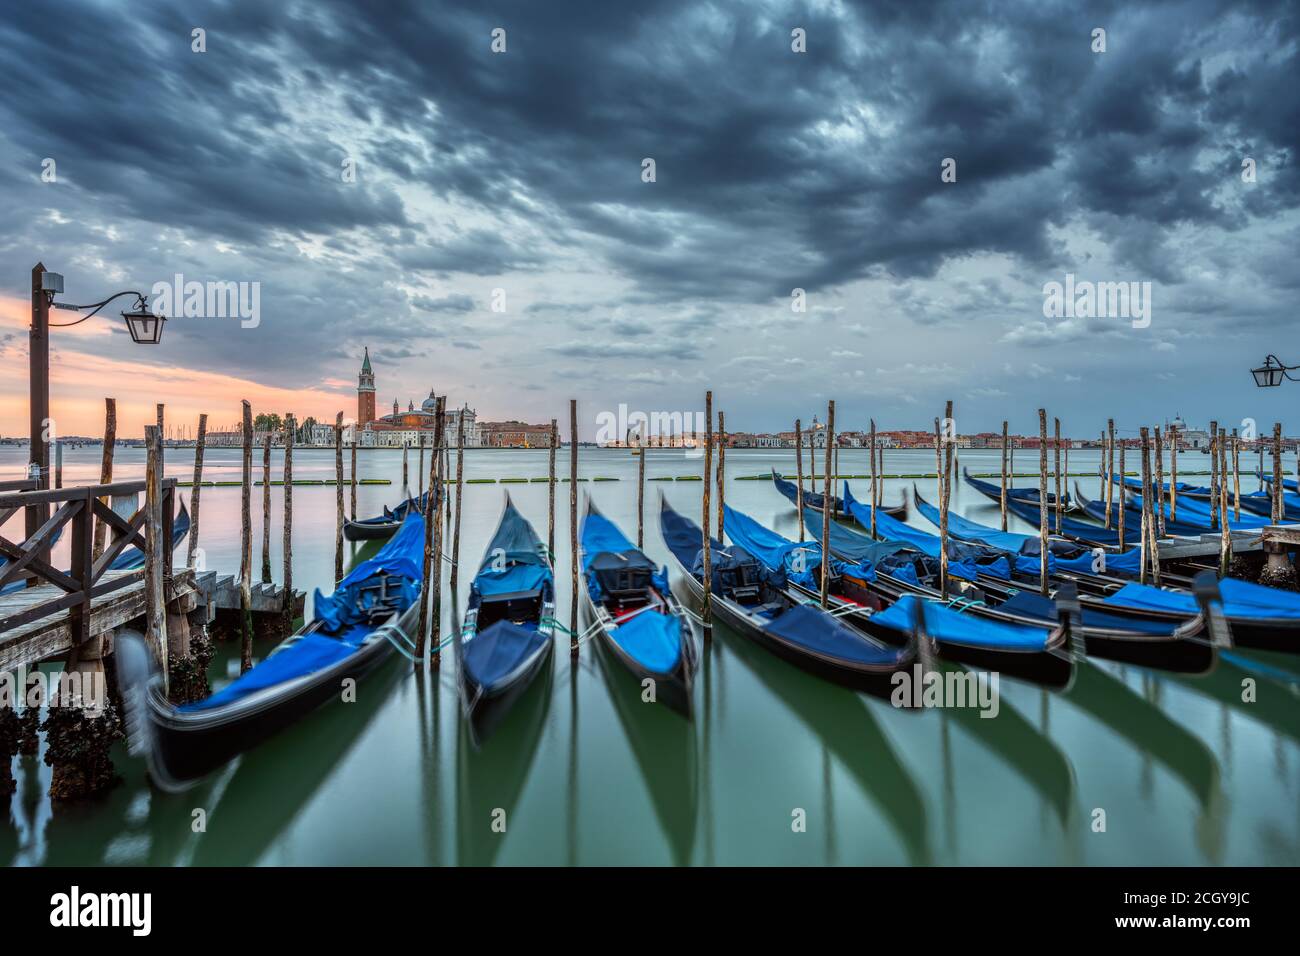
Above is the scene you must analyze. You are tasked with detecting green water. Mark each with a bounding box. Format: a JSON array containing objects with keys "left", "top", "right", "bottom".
[{"left": 3, "top": 444, "right": 1299, "bottom": 865}]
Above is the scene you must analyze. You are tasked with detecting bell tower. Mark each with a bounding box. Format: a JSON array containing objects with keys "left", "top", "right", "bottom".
[{"left": 357, "top": 347, "right": 376, "bottom": 424}]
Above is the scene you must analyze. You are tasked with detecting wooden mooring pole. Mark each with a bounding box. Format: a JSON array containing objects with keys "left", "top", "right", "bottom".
[
  {"left": 1038, "top": 409, "right": 1048, "bottom": 596},
  {"left": 703, "top": 391, "right": 715, "bottom": 630},
  {"left": 795, "top": 418, "right": 805, "bottom": 540},
  {"left": 1219, "top": 432, "right": 1232, "bottom": 577},
  {"left": 868, "top": 418, "right": 877, "bottom": 539},
  {"left": 415, "top": 429, "right": 436, "bottom": 668},
  {"left": 283, "top": 415, "right": 294, "bottom": 633},
  {"left": 940, "top": 401, "right": 954, "bottom": 596},
  {"left": 145, "top": 424, "right": 169, "bottom": 687},
  {"left": 1105, "top": 418, "right": 1116, "bottom": 529},
  {"left": 821, "top": 400, "right": 835, "bottom": 608},
  {"left": 449, "top": 411, "right": 465, "bottom": 598},
  {"left": 1209, "top": 421, "right": 1220, "bottom": 531},
  {"left": 1053, "top": 417, "right": 1061, "bottom": 533},
  {"left": 717, "top": 411, "right": 726, "bottom": 541},
  {"left": 402, "top": 442, "right": 409, "bottom": 497},
  {"left": 187, "top": 412, "right": 206, "bottom": 568},
  {"left": 569, "top": 400, "right": 579, "bottom": 656},
  {"left": 261, "top": 431, "right": 272, "bottom": 583},
  {"left": 548, "top": 419, "right": 557, "bottom": 561},
  {"left": 239, "top": 402, "right": 253, "bottom": 673},
  {"left": 1117, "top": 439, "right": 1126, "bottom": 550},
  {"left": 430, "top": 398, "right": 446, "bottom": 670},
  {"left": 1169, "top": 423, "right": 1179, "bottom": 522},
  {"left": 1000, "top": 421, "right": 1009, "bottom": 532},
  {"left": 1232, "top": 428, "right": 1240, "bottom": 520},
  {"left": 350, "top": 438, "right": 358, "bottom": 522},
  {"left": 1273, "top": 422, "right": 1283, "bottom": 523},
  {"left": 93, "top": 398, "right": 117, "bottom": 558},
  {"left": 334, "top": 412, "right": 344, "bottom": 583},
  {"left": 636, "top": 423, "right": 646, "bottom": 549},
  {"left": 1154, "top": 426, "right": 1166, "bottom": 537}
]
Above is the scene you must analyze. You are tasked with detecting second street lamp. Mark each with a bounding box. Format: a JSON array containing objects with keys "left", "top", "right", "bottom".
[{"left": 1251, "top": 355, "right": 1300, "bottom": 388}]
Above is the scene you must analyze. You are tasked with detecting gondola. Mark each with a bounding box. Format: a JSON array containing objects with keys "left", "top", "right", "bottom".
[
  {"left": 660, "top": 496, "right": 918, "bottom": 695},
  {"left": 580, "top": 497, "right": 696, "bottom": 717},
  {"left": 1104, "top": 476, "right": 1272, "bottom": 531},
  {"left": 708, "top": 499, "right": 1077, "bottom": 687},
  {"left": 343, "top": 491, "right": 432, "bottom": 541},
  {"left": 457, "top": 494, "right": 555, "bottom": 745},
  {"left": 834, "top": 485, "right": 1213, "bottom": 674},
  {"left": 115, "top": 510, "right": 426, "bottom": 790},
  {"left": 1075, "top": 485, "right": 1243, "bottom": 535},
  {"left": 769, "top": 469, "right": 906, "bottom": 521},
  {"left": 965, "top": 468, "right": 1125, "bottom": 547},
  {"left": 959, "top": 470, "right": 1069, "bottom": 506}
]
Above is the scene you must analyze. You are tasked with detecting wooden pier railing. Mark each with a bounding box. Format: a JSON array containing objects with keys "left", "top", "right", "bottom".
[{"left": 0, "top": 478, "right": 176, "bottom": 644}]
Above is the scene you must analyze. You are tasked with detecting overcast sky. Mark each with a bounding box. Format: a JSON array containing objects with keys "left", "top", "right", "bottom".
[{"left": 1, "top": 0, "right": 1297, "bottom": 439}]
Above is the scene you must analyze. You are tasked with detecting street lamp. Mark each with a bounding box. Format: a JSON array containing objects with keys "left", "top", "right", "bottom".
[
  {"left": 50, "top": 286, "right": 166, "bottom": 344},
  {"left": 1251, "top": 355, "right": 1300, "bottom": 388}
]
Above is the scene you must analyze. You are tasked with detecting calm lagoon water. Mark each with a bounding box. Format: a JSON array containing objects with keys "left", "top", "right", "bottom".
[{"left": 2, "top": 443, "right": 1298, "bottom": 866}]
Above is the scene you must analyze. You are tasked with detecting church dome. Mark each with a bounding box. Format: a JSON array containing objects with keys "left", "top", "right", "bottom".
[{"left": 421, "top": 389, "right": 438, "bottom": 413}]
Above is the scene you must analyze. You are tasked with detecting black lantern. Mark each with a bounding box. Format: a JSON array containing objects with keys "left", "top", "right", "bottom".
[
  {"left": 1252, "top": 356, "right": 1292, "bottom": 388},
  {"left": 122, "top": 304, "right": 166, "bottom": 344}
]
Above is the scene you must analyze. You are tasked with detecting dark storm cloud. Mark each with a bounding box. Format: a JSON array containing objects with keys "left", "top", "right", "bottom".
[{"left": 1, "top": 0, "right": 1297, "bottom": 429}]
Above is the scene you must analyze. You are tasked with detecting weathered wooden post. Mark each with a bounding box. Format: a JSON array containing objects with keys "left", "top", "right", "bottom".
[
  {"left": 1000, "top": 421, "right": 1009, "bottom": 532},
  {"left": 636, "top": 422, "right": 646, "bottom": 549},
  {"left": 261, "top": 432, "right": 273, "bottom": 583},
  {"left": 1273, "top": 422, "right": 1284, "bottom": 523},
  {"left": 415, "top": 430, "right": 436, "bottom": 668},
  {"left": 418, "top": 436, "right": 425, "bottom": 499},
  {"left": 157, "top": 403, "right": 165, "bottom": 478},
  {"left": 239, "top": 402, "right": 253, "bottom": 673},
  {"left": 334, "top": 412, "right": 344, "bottom": 583},
  {"left": 430, "top": 398, "right": 446, "bottom": 670},
  {"left": 283, "top": 415, "right": 294, "bottom": 634},
  {"left": 868, "top": 418, "right": 878, "bottom": 539},
  {"left": 402, "top": 442, "right": 409, "bottom": 496},
  {"left": 821, "top": 400, "right": 835, "bottom": 608},
  {"left": 703, "top": 391, "right": 715, "bottom": 630},
  {"left": 1138, "top": 427, "right": 1151, "bottom": 585},
  {"left": 1169, "top": 423, "right": 1179, "bottom": 521},
  {"left": 1209, "top": 421, "right": 1220, "bottom": 531},
  {"left": 1153, "top": 426, "right": 1166, "bottom": 537},
  {"left": 145, "top": 424, "right": 169, "bottom": 686},
  {"left": 717, "top": 411, "right": 726, "bottom": 541},
  {"left": 1117, "top": 439, "right": 1126, "bottom": 550},
  {"left": 794, "top": 418, "right": 805, "bottom": 540},
  {"left": 1105, "top": 418, "right": 1116, "bottom": 529},
  {"left": 350, "top": 437, "right": 358, "bottom": 522},
  {"left": 940, "top": 401, "right": 954, "bottom": 594},
  {"left": 1219, "top": 433, "right": 1232, "bottom": 577},
  {"left": 1038, "top": 409, "right": 1049, "bottom": 596},
  {"left": 1232, "top": 428, "right": 1240, "bottom": 520},
  {"left": 569, "top": 400, "right": 579, "bottom": 655},
  {"left": 933, "top": 418, "right": 943, "bottom": 509},
  {"left": 1258, "top": 438, "right": 1265, "bottom": 492},
  {"left": 548, "top": 419, "right": 558, "bottom": 561},
  {"left": 449, "top": 411, "right": 465, "bottom": 597},
  {"left": 93, "top": 398, "right": 117, "bottom": 557},
  {"left": 1053, "top": 417, "right": 1062, "bottom": 533},
  {"left": 186, "top": 412, "right": 206, "bottom": 568}
]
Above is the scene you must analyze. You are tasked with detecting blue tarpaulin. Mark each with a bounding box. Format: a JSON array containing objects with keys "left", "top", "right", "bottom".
[
  {"left": 462, "top": 620, "right": 550, "bottom": 693},
  {"left": 470, "top": 497, "right": 552, "bottom": 599},
  {"left": 183, "top": 511, "right": 425, "bottom": 712},
  {"left": 722, "top": 503, "right": 874, "bottom": 588},
  {"left": 870, "top": 594, "right": 1053, "bottom": 651},
  {"left": 1104, "top": 578, "right": 1300, "bottom": 621},
  {"left": 763, "top": 603, "right": 905, "bottom": 666}
]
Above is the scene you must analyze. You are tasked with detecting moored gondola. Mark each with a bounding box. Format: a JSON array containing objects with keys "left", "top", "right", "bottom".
[
  {"left": 834, "top": 485, "right": 1213, "bottom": 674},
  {"left": 116, "top": 510, "right": 427, "bottom": 790},
  {"left": 770, "top": 469, "right": 906, "bottom": 521},
  {"left": 343, "top": 491, "right": 433, "bottom": 541},
  {"left": 580, "top": 497, "right": 696, "bottom": 717},
  {"left": 660, "top": 495, "right": 917, "bottom": 695},
  {"left": 457, "top": 494, "right": 556, "bottom": 746}
]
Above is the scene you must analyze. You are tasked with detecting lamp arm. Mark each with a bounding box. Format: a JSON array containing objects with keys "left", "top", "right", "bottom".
[
  {"left": 49, "top": 290, "right": 149, "bottom": 327},
  {"left": 1263, "top": 354, "right": 1300, "bottom": 381}
]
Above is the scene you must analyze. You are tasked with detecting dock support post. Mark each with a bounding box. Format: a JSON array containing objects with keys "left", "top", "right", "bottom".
[
  {"left": 93, "top": 399, "right": 117, "bottom": 558},
  {"left": 1272, "top": 422, "right": 1283, "bottom": 524},
  {"left": 239, "top": 403, "right": 254, "bottom": 673},
  {"left": 187, "top": 413, "right": 205, "bottom": 568}
]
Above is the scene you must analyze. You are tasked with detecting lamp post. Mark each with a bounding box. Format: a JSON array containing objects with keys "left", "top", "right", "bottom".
[
  {"left": 28, "top": 262, "right": 166, "bottom": 503},
  {"left": 1251, "top": 355, "right": 1300, "bottom": 388}
]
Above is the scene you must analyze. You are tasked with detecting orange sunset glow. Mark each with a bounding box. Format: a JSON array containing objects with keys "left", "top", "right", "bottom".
[{"left": 0, "top": 293, "right": 351, "bottom": 436}]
